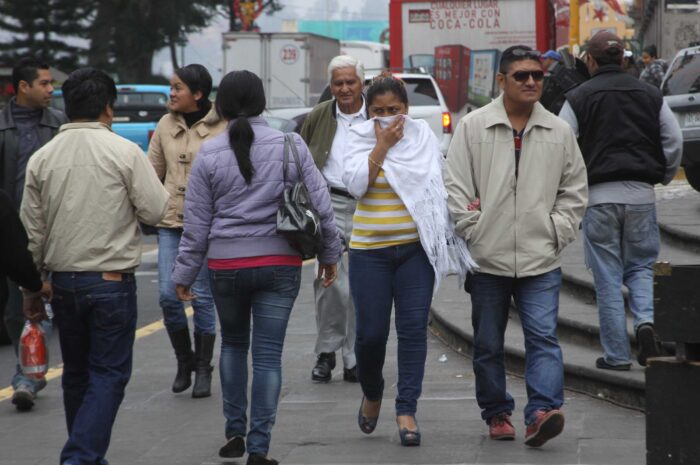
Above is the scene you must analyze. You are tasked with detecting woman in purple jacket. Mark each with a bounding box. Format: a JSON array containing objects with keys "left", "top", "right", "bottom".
[{"left": 171, "top": 70, "right": 341, "bottom": 465}]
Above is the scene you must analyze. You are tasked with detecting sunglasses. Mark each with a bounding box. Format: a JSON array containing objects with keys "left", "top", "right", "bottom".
[{"left": 508, "top": 70, "right": 545, "bottom": 82}]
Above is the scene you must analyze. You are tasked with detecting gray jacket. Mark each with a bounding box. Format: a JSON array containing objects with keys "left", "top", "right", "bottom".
[
  {"left": 0, "top": 98, "right": 68, "bottom": 205},
  {"left": 172, "top": 117, "right": 341, "bottom": 286}
]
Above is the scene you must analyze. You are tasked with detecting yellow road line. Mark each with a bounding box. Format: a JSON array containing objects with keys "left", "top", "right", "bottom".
[{"left": 0, "top": 307, "right": 194, "bottom": 403}]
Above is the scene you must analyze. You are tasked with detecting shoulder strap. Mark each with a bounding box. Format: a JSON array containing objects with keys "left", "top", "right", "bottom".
[
  {"left": 282, "top": 133, "right": 290, "bottom": 184},
  {"left": 285, "top": 133, "right": 304, "bottom": 180}
]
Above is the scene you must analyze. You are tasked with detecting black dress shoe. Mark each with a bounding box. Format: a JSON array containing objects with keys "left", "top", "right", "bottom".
[
  {"left": 311, "top": 352, "right": 336, "bottom": 382},
  {"left": 247, "top": 453, "right": 279, "bottom": 465},
  {"left": 343, "top": 365, "right": 358, "bottom": 382},
  {"left": 636, "top": 323, "right": 661, "bottom": 366},
  {"left": 219, "top": 436, "right": 245, "bottom": 458}
]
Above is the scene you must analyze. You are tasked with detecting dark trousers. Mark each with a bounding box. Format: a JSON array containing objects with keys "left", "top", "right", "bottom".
[
  {"left": 349, "top": 242, "right": 435, "bottom": 416},
  {"left": 52, "top": 272, "right": 137, "bottom": 465}
]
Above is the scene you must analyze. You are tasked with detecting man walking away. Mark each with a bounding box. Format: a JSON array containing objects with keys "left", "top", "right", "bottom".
[
  {"left": 444, "top": 45, "right": 588, "bottom": 448},
  {"left": 559, "top": 31, "right": 682, "bottom": 371},
  {"left": 0, "top": 56, "right": 67, "bottom": 411},
  {"left": 301, "top": 55, "right": 367, "bottom": 383},
  {"left": 20, "top": 68, "right": 169, "bottom": 465}
]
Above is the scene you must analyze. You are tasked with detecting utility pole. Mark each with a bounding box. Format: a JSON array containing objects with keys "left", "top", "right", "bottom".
[{"left": 569, "top": 0, "right": 580, "bottom": 50}]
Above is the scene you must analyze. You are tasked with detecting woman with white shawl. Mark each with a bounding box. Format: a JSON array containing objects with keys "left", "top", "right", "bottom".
[{"left": 342, "top": 74, "right": 476, "bottom": 447}]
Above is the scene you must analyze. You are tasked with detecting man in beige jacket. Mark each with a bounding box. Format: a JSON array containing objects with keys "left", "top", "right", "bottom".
[
  {"left": 444, "top": 46, "right": 587, "bottom": 448},
  {"left": 20, "top": 68, "right": 169, "bottom": 465}
]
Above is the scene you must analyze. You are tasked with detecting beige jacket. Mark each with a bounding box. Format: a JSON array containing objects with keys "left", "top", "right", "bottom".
[
  {"left": 20, "top": 122, "right": 169, "bottom": 273},
  {"left": 148, "top": 107, "right": 226, "bottom": 228},
  {"left": 444, "top": 95, "right": 588, "bottom": 277}
]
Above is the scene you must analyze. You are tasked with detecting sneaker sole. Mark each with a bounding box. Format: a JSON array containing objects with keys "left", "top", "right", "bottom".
[
  {"left": 12, "top": 391, "right": 35, "bottom": 412},
  {"left": 637, "top": 325, "right": 660, "bottom": 366},
  {"left": 490, "top": 433, "right": 516, "bottom": 441},
  {"left": 524, "top": 412, "right": 565, "bottom": 447}
]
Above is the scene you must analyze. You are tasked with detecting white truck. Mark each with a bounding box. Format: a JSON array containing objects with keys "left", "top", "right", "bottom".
[
  {"left": 222, "top": 32, "right": 340, "bottom": 109},
  {"left": 340, "top": 40, "right": 390, "bottom": 70}
]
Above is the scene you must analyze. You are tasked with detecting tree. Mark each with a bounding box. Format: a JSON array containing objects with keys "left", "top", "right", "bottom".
[
  {"left": 0, "top": 0, "right": 91, "bottom": 71},
  {"left": 84, "top": 0, "right": 224, "bottom": 82}
]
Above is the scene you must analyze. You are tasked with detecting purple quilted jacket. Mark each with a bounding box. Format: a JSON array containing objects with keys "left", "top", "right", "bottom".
[{"left": 172, "top": 117, "right": 341, "bottom": 286}]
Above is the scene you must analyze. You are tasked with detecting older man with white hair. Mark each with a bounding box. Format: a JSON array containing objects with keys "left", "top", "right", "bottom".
[{"left": 301, "top": 55, "right": 367, "bottom": 383}]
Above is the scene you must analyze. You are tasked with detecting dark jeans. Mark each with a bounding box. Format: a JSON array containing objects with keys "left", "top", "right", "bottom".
[
  {"left": 52, "top": 272, "right": 137, "bottom": 465},
  {"left": 349, "top": 242, "right": 435, "bottom": 416},
  {"left": 210, "top": 266, "right": 301, "bottom": 456},
  {"left": 469, "top": 269, "right": 564, "bottom": 425}
]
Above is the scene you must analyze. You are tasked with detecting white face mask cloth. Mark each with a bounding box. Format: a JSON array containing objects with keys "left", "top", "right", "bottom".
[{"left": 373, "top": 114, "right": 404, "bottom": 129}]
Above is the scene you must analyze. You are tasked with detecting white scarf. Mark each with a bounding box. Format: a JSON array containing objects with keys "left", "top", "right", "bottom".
[{"left": 342, "top": 115, "right": 477, "bottom": 290}]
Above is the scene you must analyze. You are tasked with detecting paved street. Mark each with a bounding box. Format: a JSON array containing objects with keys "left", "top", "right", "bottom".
[{"left": 0, "top": 236, "right": 648, "bottom": 465}]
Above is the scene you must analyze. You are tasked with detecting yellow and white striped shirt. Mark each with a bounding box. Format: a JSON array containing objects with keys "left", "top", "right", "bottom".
[{"left": 349, "top": 169, "right": 419, "bottom": 249}]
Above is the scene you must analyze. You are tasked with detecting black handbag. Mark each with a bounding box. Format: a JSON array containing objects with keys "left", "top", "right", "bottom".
[{"left": 276, "top": 133, "right": 323, "bottom": 260}]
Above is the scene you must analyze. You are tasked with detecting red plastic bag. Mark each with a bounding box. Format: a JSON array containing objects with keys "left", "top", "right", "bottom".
[{"left": 20, "top": 321, "right": 48, "bottom": 379}]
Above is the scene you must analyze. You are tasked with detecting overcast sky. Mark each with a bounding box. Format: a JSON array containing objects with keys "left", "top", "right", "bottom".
[{"left": 155, "top": 0, "right": 390, "bottom": 82}]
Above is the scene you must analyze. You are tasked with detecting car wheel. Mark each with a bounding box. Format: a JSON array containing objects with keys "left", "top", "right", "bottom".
[{"left": 685, "top": 165, "right": 700, "bottom": 192}]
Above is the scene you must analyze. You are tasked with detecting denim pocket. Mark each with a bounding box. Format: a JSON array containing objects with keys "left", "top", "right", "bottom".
[
  {"left": 211, "top": 270, "right": 238, "bottom": 296},
  {"left": 623, "top": 204, "right": 655, "bottom": 244},
  {"left": 88, "top": 291, "right": 133, "bottom": 331},
  {"left": 584, "top": 205, "right": 618, "bottom": 244},
  {"left": 273, "top": 266, "right": 301, "bottom": 298}
]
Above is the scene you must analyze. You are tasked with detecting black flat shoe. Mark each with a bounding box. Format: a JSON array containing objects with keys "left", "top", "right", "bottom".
[
  {"left": 596, "top": 357, "right": 631, "bottom": 371},
  {"left": 397, "top": 416, "right": 421, "bottom": 446},
  {"left": 247, "top": 453, "right": 279, "bottom": 465},
  {"left": 219, "top": 436, "right": 245, "bottom": 458},
  {"left": 358, "top": 396, "right": 381, "bottom": 434}
]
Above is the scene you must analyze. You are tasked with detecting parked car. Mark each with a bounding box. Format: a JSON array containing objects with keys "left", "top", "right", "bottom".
[
  {"left": 52, "top": 84, "right": 170, "bottom": 152},
  {"left": 266, "top": 71, "right": 453, "bottom": 155},
  {"left": 662, "top": 44, "right": 700, "bottom": 190}
]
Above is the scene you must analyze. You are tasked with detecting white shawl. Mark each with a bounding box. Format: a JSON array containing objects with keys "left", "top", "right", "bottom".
[{"left": 342, "top": 116, "right": 477, "bottom": 290}]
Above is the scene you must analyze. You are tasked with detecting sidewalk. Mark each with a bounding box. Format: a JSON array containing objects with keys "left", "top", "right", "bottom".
[{"left": 0, "top": 265, "right": 645, "bottom": 465}]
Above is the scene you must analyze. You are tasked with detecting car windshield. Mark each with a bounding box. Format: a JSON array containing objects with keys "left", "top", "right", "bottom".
[
  {"left": 663, "top": 51, "right": 700, "bottom": 96},
  {"left": 116, "top": 92, "right": 169, "bottom": 106},
  {"left": 51, "top": 91, "right": 169, "bottom": 112}
]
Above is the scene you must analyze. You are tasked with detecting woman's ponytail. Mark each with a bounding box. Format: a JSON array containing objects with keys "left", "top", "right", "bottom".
[
  {"left": 215, "top": 71, "right": 267, "bottom": 185},
  {"left": 229, "top": 116, "right": 255, "bottom": 183}
]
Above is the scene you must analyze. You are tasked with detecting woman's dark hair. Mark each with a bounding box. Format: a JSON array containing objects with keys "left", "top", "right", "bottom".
[
  {"left": 366, "top": 71, "right": 408, "bottom": 106},
  {"left": 643, "top": 45, "right": 658, "bottom": 58},
  {"left": 62, "top": 67, "right": 117, "bottom": 121},
  {"left": 215, "top": 70, "right": 266, "bottom": 184},
  {"left": 174, "top": 64, "right": 213, "bottom": 109}
]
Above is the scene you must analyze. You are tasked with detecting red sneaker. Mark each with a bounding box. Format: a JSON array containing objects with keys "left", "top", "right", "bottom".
[
  {"left": 488, "top": 412, "right": 515, "bottom": 440},
  {"left": 524, "top": 409, "right": 565, "bottom": 447}
]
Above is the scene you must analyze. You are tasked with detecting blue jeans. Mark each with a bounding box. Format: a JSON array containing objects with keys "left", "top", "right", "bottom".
[
  {"left": 583, "top": 203, "right": 659, "bottom": 366},
  {"left": 51, "top": 272, "right": 138, "bottom": 465},
  {"left": 158, "top": 228, "right": 216, "bottom": 334},
  {"left": 349, "top": 242, "right": 435, "bottom": 416},
  {"left": 210, "top": 266, "right": 301, "bottom": 456},
  {"left": 469, "top": 269, "right": 564, "bottom": 425}
]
